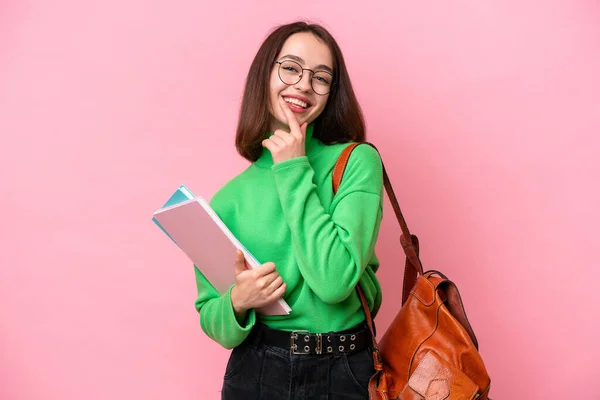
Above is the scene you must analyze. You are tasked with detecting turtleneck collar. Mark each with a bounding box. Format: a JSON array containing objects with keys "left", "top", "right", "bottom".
[{"left": 254, "top": 122, "right": 322, "bottom": 167}]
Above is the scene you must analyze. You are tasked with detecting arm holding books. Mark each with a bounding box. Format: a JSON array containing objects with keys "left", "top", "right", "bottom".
[
  {"left": 153, "top": 184, "right": 291, "bottom": 348},
  {"left": 193, "top": 260, "right": 255, "bottom": 349},
  {"left": 230, "top": 250, "right": 287, "bottom": 321},
  {"left": 194, "top": 250, "right": 286, "bottom": 349}
]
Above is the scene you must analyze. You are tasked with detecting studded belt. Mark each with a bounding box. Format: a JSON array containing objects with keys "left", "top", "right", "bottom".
[{"left": 254, "top": 322, "right": 372, "bottom": 355}]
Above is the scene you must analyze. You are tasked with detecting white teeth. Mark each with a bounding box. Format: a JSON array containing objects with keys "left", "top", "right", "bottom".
[{"left": 283, "top": 97, "right": 308, "bottom": 108}]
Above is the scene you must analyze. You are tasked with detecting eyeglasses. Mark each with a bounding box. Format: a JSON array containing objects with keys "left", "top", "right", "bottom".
[{"left": 274, "top": 60, "right": 333, "bottom": 96}]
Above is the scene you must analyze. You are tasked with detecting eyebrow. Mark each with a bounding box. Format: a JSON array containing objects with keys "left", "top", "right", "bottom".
[{"left": 279, "top": 54, "right": 334, "bottom": 74}]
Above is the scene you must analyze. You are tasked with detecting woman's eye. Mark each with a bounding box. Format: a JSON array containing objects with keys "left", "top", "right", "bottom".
[
  {"left": 314, "top": 75, "right": 330, "bottom": 84},
  {"left": 283, "top": 66, "right": 299, "bottom": 73}
]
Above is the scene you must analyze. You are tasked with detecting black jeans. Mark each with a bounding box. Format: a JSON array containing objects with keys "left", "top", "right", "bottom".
[{"left": 221, "top": 324, "right": 375, "bottom": 399}]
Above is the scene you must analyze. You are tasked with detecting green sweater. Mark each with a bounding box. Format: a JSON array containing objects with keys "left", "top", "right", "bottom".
[{"left": 194, "top": 123, "right": 383, "bottom": 349}]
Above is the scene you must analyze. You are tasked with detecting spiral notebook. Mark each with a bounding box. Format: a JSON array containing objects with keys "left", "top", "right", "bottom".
[{"left": 153, "top": 185, "right": 291, "bottom": 316}]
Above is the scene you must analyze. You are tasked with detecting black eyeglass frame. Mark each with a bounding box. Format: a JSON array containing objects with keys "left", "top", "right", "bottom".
[{"left": 274, "top": 60, "right": 334, "bottom": 96}]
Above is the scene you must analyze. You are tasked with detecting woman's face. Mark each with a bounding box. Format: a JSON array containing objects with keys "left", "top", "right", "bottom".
[{"left": 268, "top": 32, "right": 334, "bottom": 132}]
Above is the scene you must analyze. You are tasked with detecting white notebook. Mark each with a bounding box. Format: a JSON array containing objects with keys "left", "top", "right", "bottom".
[{"left": 153, "top": 195, "right": 291, "bottom": 316}]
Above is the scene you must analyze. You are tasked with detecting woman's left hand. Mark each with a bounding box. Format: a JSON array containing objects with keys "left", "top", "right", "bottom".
[{"left": 262, "top": 97, "right": 308, "bottom": 164}]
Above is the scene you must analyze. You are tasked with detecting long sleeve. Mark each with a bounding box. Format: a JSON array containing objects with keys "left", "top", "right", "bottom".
[
  {"left": 193, "top": 266, "right": 256, "bottom": 349},
  {"left": 271, "top": 144, "right": 383, "bottom": 304}
]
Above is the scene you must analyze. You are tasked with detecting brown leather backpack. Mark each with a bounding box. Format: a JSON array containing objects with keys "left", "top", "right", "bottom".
[{"left": 333, "top": 143, "right": 491, "bottom": 400}]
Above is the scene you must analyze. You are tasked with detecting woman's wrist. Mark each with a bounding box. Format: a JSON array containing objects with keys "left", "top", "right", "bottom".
[{"left": 231, "top": 285, "right": 248, "bottom": 315}]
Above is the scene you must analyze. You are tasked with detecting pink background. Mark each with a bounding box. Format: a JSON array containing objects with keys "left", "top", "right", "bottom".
[{"left": 1, "top": 0, "right": 599, "bottom": 399}]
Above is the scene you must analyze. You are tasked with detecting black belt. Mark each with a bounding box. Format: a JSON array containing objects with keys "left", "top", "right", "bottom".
[{"left": 252, "top": 322, "right": 372, "bottom": 355}]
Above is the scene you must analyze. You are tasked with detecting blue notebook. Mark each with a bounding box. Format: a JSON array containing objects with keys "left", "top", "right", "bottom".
[{"left": 152, "top": 184, "right": 196, "bottom": 244}]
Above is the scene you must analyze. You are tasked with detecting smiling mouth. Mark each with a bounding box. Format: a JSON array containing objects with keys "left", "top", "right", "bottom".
[{"left": 283, "top": 96, "right": 310, "bottom": 109}]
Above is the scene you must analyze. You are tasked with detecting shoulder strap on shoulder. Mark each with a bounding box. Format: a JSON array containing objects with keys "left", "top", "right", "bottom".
[
  {"left": 332, "top": 142, "right": 424, "bottom": 304},
  {"left": 334, "top": 143, "right": 481, "bottom": 352}
]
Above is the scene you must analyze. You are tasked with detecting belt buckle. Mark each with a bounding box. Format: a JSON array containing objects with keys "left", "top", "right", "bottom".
[
  {"left": 290, "top": 330, "right": 310, "bottom": 354},
  {"left": 315, "top": 333, "right": 323, "bottom": 354}
]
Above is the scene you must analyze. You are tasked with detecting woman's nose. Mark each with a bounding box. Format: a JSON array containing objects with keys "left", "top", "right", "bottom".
[{"left": 294, "top": 72, "right": 313, "bottom": 92}]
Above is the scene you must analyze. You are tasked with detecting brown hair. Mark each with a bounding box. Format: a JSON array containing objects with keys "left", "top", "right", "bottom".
[{"left": 235, "top": 21, "right": 366, "bottom": 162}]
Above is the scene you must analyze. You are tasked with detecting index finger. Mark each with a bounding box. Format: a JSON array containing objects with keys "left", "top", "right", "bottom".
[
  {"left": 256, "top": 261, "right": 277, "bottom": 276},
  {"left": 278, "top": 97, "right": 302, "bottom": 135}
]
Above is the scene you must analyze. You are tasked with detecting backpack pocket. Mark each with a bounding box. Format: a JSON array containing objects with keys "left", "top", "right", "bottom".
[{"left": 405, "top": 350, "right": 480, "bottom": 400}]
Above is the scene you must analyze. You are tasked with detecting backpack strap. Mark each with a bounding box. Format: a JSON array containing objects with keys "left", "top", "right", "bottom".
[
  {"left": 332, "top": 142, "right": 424, "bottom": 304},
  {"left": 333, "top": 144, "right": 481, "bottom": 351}
]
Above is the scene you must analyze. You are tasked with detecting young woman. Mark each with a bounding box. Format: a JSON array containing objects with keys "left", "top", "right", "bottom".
[{"left": 194, "top": 21, "right": 384, "bottom": 399}]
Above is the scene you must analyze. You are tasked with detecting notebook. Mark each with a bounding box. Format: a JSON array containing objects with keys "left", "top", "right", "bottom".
[
  {"left": 153, "top": 186, "right": 291, "bottom": 316},
  {"left": 152, "top": 184, "right": 196, "bottom": 244}
]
